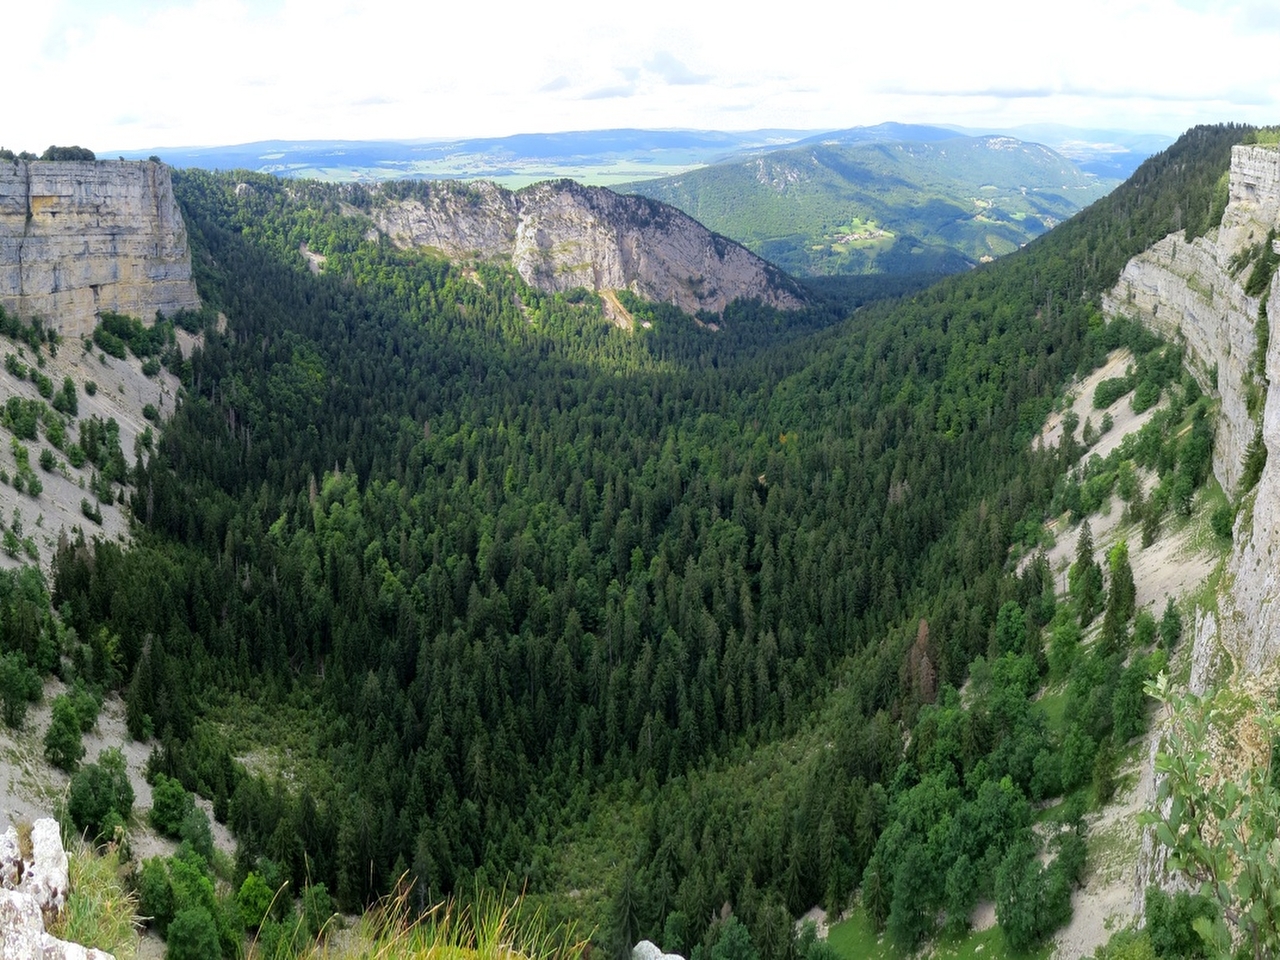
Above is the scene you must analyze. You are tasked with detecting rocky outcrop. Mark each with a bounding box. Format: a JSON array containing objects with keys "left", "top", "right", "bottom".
[
  {"left": 1103, "top": 145, "right": 1280, "bottom": 493},
  {"left": 0, "top": 818, "right": 112, "bottom": 959},
  {"left": 1218, "top": 285, "right": 1280, "bottom": 674},
  {"left": 632, "top": 940, "right": 684, "bottom": 960},
  {"left": 0, "top": 160, "right": 200, "bottom": 338},
  {"left": 373, "top": 179, "right": 805, "bottom": 316}
]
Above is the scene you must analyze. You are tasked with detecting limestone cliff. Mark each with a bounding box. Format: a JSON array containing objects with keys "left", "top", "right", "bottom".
[
  {"left": 1103, "top": 145, "right": 1280, "bottom": 493},
  {"left": 0, "top": 159, "right": 200, "bottom": 337},
  {"left": 1105, "top": 145, "right": 1280, "bottom": 674},
  {"left": 372, "top": 179, "right": 806, "bottom": 316}
]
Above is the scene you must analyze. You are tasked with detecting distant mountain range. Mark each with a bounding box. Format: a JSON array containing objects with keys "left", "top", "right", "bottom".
[
  {"left": 112, "top": 130, "right": 813, "bottom": 188},
  {"left": 112, "top": 124, "right": 1170, "bottom": 188},
  {"left": 619, "top": 131, "right": 1119, "bottom": 276},
  {"left": 112, "top": 124, "right": 1170, "bottom": 278}
]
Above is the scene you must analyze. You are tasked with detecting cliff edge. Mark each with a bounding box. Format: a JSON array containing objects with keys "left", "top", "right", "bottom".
[
  {"left": 1103, "top": 145, "right": 1280, "bottom": 495},
  {"left": 372, "top": 179, "right": 806, "bottom": 316},
  {"left": 0, "top": 159, "right": 200, "bottom": 337}
]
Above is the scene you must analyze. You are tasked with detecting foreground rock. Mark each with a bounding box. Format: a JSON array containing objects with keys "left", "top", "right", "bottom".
[
  {"left": 632, "top": 940, "right": 684, "bottom": 960},
  {"left": 0, "top": 818, "right": 112, "bottom": 959}
]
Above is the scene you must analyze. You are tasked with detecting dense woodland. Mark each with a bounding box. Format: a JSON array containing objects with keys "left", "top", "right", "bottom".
[{"left": 0, "top": 124, "right": 1254, "bottom": 958}]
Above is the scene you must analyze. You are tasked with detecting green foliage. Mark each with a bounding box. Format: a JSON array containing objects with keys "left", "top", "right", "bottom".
[
  {"left": 1242, "top": 425, "right": 1268, "bottom": 492},
  {"left": 1243, "top": 228, "right": 1279, "bottom": 297},
  {"left": 40, "top": 145, "right": 96, "bottom": 161},
  {"left": 44, "top": 694, "right": 86, "bottom": 771},
  {"left": 22, "top": 126, "right": 1245, "bottom": 957},
  {"left": 0, "top": 652, "right": 41, "bottom": 728},
  {"left": 237, "top": 871, "right": 275, "bottom": 930},
  {"left": 48, "top": 843, "right": 141, "bottom": 960},
  {"left": 80, "top": 498, "right": 102, "bottom": 525},
  {"left": 1069, "top": 521, "right": 1104, "bottom": 626},
  {"left": 1142, "top": 886, "right": 1214, "bottom": 959},
  {"left": 1158, "top": 599, "right": 1182, "bottom": 650},
  {"left": 710, "top": 917, "right": 759, "bottom": 960},
  {"left": 150, "top": 772, "right": 196, "bottom": 837},
  {"left": 166, "top": 906, "right": 221, "bottom": 960},
  {"left": 1143, "top": 675, "right": 1280, "bottom": 958},
  {"left": 67, "top": 748, "right": 135, "bottom": 840}
]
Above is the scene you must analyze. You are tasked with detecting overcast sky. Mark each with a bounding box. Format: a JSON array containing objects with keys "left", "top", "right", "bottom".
[{"left": 6, "top": 0, "right": 1279, "bottom": 152}]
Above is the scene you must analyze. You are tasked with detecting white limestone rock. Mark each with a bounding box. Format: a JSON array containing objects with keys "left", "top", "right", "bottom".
[
  {"left": 1103, "top": 145, "right": 1280, "bottom": 495},
  {"left": 372, "top": 180, "right": 805, "bottom": 317},
  {"left": 0, "top": 820, "right": 113, "bottom": 959},
  {"left": 21, "top": 820, "right": 67, "bottom": 917},
  {"left": 0, "top": 159, "right": 201, "bottom": 338},
  {"left": 632, "top": 940, "right": 684, "bottom": 960}
]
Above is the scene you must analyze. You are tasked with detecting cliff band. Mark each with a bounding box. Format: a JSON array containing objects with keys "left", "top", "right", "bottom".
[
  {"left": 372, "top": 179, "right": 806, "bottom": 316},
  {"left": 1106, "top": 144, "right": 1280, "bottom": 676},
  {"left": 0, "top": 159, "right": 200, "bottom": 337}
]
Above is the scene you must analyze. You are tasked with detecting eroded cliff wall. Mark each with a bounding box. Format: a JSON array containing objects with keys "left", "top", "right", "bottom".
[
  {"left": 1103, "top": 145, "right": 1280, "bottom": 494},
  {"left": 373, "top": 179, "right": 805, "bottom": 316},
  {"left": 0, "top": 159, "right": 200, "bottom": 337}
]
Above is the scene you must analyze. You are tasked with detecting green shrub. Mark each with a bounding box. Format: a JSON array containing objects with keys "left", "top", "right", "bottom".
[
  {"left": 67, "top": 748, "right": 135, "bottom": 838},
  {"left": 44, "top": 695, "right": 86, "bottom": 771}
]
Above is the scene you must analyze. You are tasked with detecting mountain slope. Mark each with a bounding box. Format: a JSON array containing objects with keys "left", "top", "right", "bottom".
[{"left": 621, "top": 134, "right": 1118, "bottom": 276}]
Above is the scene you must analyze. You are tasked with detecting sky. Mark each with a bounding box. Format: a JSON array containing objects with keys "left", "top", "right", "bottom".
[{"left": 6, "top": 0, "right": 1279, "bottom": 152}]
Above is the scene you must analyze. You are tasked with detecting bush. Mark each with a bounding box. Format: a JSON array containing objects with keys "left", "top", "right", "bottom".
[
  {"left": 1093, "top": 376, "right": 1133, "bottom": 409},
  {"left": 84, "top": 380, "right": 97, "bottom": 396},
  {"left": 67, "top": 748, "right": 135, "bottom": 839},
  {"left": 1210, "top": 503, "right": 1234, "bottom": 540},
  {"left": 237, "top": 872, "right": 274, "bottom": 930},
  {"left": 166, "top": 906, "right": 220, "bottom": 960},
  {"left": 44, "top": 695, "right": 86, "bottom": 771},
  {"left": 81, "top": 498, "right": 102, "bottom": 525},
  {"left": 1131, "top": 378, "right": 1161, "bottom": 413},
  {"left": 150, "top": 773, "right": 196, "bottom": 837},
  {"left": 0, "top": 653, "right": 41, "bottom": 729}
]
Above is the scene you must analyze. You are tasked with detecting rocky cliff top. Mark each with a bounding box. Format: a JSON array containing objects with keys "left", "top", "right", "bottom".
[
  {"left": 372, "top": 179, "right": 806, "bottom": 316},
  {"left": 0, "top": 159, "right": 200, "bottom": 338}
]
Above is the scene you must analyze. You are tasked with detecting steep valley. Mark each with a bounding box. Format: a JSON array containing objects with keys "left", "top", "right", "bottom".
[{"left": 0, "top": 126, "right": 1277, "bottom": 960}]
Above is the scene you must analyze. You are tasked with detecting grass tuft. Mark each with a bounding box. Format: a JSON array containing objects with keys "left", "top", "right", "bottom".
[
  {"left": 48, "top": 841, "right": 141, "bottom": 960},
  {"left": 300, "top": 882, "right": 586, "bottom": 960}
]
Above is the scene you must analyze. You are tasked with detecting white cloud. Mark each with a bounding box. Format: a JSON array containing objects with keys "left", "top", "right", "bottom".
[{"left": 3, "top": 0, "right": 1276, "bottom": 151}]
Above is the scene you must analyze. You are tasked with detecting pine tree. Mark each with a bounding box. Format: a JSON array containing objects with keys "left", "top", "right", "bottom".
[{"left": 1069, "top": 521, "right": 1104, "bottom": 626}]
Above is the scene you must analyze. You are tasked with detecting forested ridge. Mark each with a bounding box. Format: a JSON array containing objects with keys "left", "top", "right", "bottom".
[{"left": 13, "top": 124, "right": 1248, "bottom": 957}]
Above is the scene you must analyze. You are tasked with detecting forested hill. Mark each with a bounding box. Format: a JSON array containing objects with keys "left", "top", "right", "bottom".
[
  {"left": 620, "top": 134, "right": 1117, "bottom": 277},
  {"left": 36, "top": 125, "right": 1247, "bottom": 957}
]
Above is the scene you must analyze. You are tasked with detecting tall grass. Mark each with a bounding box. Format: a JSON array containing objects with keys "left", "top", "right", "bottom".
[
  {"left": 298, "top": 883, "right": 586, "bottom": 960},
  {"left": 48, "top": 842, "right": 142, "bottom": 960}
]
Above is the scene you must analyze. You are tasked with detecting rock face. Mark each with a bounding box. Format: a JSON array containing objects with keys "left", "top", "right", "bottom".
[
  {"left": 0, "top": 818, "right": 113, "bottom": 959},
  {"left": 373, "top": 179, "right": 805, "bottom": 316},
  {"left": 1108, "top": 144, "right": 1280, "bottom": 915},
  {"left": 1105, "top": 145, "right": 1280, "bottom": 675},
  {"left": 632, "top": 940, "right": 684, "bottom": 960},
  {"left": 1103, "top": 145, "right": 1280, "bottom": 493},
  {"left": 0, "top": 159, "right": 200, "bottom": 338}
]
